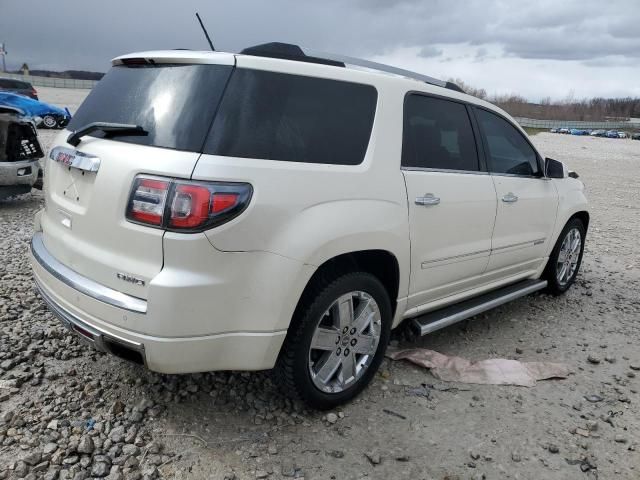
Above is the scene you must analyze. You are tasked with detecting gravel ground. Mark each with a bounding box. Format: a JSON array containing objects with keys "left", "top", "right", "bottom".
[{"left": 1, "top": 90, "right": 639, "bottom": 480}]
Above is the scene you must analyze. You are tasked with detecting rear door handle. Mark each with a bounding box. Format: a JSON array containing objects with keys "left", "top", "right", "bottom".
[
  {"left": 502, "top": 192, "right": 518, "bottom": 203},
  {"left": 415, "top": 193, "right": 440, "bottom": 206}
]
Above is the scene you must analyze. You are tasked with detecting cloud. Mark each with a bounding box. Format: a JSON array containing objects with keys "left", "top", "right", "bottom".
[
  {"left": 418, "top": 46, "right": 443, "bottom": 58},
  {"left": 0, "top": 0, "right": 638, "bottom": 99}
]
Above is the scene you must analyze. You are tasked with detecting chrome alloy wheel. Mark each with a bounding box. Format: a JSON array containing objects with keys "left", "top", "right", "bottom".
[
  {"left": 43, "top": 115, "right": 57, "bottom": 128},
  {"left": 556, "top": 227, "right": 582, "bottom": 286},
  {"left": 308, "top": 291, "right": 382, "bottom": 393}
]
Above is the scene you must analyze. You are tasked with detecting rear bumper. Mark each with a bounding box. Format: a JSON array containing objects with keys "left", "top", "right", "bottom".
[
  {"left": 35, "top": 281, "right": 147, "bottom": 366},
  {"left": 30, "top": 232, "right": 293, "bottom": 374}
]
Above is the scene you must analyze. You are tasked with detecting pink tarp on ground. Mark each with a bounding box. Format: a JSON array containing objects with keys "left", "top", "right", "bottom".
[{"left": 387, "top": 349, "right": 571, "bottom": 387}]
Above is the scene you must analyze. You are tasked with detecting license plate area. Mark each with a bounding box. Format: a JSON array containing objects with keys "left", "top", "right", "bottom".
[{"left": 50, "top": 146, "right": 101, "bottom": 173}]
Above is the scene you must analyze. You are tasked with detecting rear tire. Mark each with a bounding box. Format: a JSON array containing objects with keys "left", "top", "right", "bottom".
[
  {"left": 543, "top": 218, "right": 586, "bottom": 295},
  {"left": 275, "top": 272, "right": 391, "bottom": 410}
]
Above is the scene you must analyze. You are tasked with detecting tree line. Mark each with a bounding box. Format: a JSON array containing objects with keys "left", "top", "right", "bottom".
[{"left": 450, "top": 79, "right": 640, "bottom": 121}]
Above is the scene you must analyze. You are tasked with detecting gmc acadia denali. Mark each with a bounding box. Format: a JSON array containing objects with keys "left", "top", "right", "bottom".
[{"left": 30, "top": 43, "right": 588, "bottom": 409}]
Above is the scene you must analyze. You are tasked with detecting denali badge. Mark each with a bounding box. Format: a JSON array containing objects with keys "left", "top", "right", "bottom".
[{"left": 116, "top": 272, "right": 145, "bottom": 286}]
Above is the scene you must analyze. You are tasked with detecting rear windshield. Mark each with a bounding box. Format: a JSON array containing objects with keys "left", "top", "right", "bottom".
[
  {"left": 68, "top": 64, "right": 232, "bottom": 152},
  {"left": 204, "top": 69, "right": 377, "bottom": 165}
]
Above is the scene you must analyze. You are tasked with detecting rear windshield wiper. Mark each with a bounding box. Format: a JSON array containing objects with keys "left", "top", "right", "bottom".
[{"left": 67, "top": 122, "right": 147, "bottom": 147}]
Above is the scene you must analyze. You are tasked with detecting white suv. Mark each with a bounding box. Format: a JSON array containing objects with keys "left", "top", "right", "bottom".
[{"left": 30, "top": 43, "right": 589, "bottom": 409}]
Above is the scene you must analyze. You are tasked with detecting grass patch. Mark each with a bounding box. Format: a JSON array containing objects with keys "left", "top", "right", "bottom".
[{"left": 522, "top": 127, "right": 546, "bottom": 136}]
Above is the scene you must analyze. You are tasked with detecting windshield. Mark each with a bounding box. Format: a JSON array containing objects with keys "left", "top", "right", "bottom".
[{"left": 68, "top": 64, "right": 232, "bottom": 152}]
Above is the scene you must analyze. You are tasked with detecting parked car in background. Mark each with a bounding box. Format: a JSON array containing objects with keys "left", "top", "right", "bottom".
[
  {"left": 617, "top": 132, "right": 627, "bottom": 139},
  {"left": 0, "top": 108, "right": 43, "bottom": 199},
  {"left": 559, "top": 128, "right": 570, "bottom": 134},
  {"left": 632, "top": 133, "right": 640, "bottom": 140},
  {"left": 590, "top": 130, "right": 605, "bottom": 137},
  {"left": 0, "top": 92, "right": 71, "bottom": 129},
  {"left": 606, "top": 130, "right": 620, "bottom": 138},
  {"left": 30, "top": 44, "right": 590, "bottom": 408},
  {"left": 550, "top": 128, "right": 558, "bottom": 133},
  {"left": 570, "top": 129, "right": 589, "bottom": 136},
  {"left": 0, "top": 77, "right": 38, "bottom": 99}
]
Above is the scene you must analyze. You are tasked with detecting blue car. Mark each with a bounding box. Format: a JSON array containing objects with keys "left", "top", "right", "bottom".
[{"left": 0, "top": 92, "right": 71, "bottom": 129}]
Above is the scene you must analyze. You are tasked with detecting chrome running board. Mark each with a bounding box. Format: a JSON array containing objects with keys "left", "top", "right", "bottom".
[{"left": 412, "top": 279, "right": 548, "bottom": 336}]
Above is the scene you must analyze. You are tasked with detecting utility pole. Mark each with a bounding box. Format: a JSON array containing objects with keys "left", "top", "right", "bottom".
[{"left": 0, "top": 43, "right": 6, "bottom": 72}]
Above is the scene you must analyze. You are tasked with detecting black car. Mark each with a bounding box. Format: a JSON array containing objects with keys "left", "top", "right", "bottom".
[
  {"left": 0, "top": 78, "right": 38, "bottom": 100},
  {"left": 632, "top": 133, "right": 640, "bottom": 141}
]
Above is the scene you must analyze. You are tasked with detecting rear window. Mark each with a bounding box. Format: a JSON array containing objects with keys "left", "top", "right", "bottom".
[
  {"left": 204, "top": 69, "right": 377, "bottom": 165},
  {"left": 0, "top": 79, "right": 16, "bottom": 88},
  {"left": 68, "top": 64, "right": 232, "bottom": 152}
]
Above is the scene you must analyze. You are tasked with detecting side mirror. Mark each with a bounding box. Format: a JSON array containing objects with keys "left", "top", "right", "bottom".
[{"left": 545, "top": 158, "right": 565, "bottom": 179}]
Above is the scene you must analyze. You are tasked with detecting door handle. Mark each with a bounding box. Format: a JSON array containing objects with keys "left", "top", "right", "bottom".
[
  {"left": 415, "top": 193, "right": 441, "bottom": 206},
  {"left": 502, "top": 192, "right": 518, "bottom": 203}
]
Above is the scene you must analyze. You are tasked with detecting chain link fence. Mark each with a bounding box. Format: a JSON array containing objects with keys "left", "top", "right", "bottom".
[
  {"left": 1, "top": 72, "right": 97, "bottom": 89},
  {"left": 514, "top": 117, "right": 640, "bottom": 131}
]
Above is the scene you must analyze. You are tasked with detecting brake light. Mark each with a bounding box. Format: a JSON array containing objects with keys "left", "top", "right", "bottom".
[
  {"left": 127, "top": 178, "right": 170, "bottom": 226},
  {"left": 211, "top": 193, "right": 240, "bottom": 213},
  {"left": 126, "top": 175, "right": 252, "bottom": 232},
  {"left": 169, "top": 184, "right": 211, "bottom": 228}
]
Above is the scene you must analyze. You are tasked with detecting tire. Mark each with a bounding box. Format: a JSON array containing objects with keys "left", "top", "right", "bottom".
[
  {"left": 42, "top": 115, "right": 58, "bottom": 129},
  {"left": 543, "top": 218, "right": 586, "bottom": 295},
  {"left": 276, "top": 272, "right": 392, "bottom": 410}
]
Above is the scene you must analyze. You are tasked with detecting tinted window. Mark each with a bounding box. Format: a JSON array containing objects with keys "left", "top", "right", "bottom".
[
  {"left": 0, "top": 79, "right": 14, "bottom": 88},
  {"left": 69, "top": 64, "right": 232, "bottom": 152},
  {"left": 204, "top": 69, "right": 377, "bottom": 165},
  {"left": 476, "top": 109, "right": 540, "bottom": 176},
  {"left": 402, "top": 94, "right": 479, "bottom": 171}
]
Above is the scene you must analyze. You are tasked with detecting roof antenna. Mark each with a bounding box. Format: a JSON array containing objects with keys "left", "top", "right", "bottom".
[{"left": 195, "top": 12, "right": 215, "bottom": 51}]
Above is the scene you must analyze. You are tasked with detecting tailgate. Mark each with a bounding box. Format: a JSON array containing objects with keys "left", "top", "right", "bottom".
[{"left": 41, "top": 136, "right": 200, "bottom": 298}]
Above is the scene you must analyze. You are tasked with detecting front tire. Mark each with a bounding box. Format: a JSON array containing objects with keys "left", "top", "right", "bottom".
[
  {"left": 42, "top": 115, "right": 58, "bottom": 129},
  {"left": 543, "top": 218, "right": 586, "bottom": 295},
  {"left": 276, "top": 272, "right": 392, "bottom": 410}
]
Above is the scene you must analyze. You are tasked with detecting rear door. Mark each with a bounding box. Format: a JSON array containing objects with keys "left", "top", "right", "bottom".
[
  {"left": 40, "top": 56, "right": 234, "bottom": 298},
  {"left": 473, "top": 107, "right": 558, "bottom": 276},
  {"left": 402, "top": 94, "right": 497, "bottom": 308}
]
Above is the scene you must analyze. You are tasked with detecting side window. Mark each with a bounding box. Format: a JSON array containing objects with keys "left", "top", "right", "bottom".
[
  {"left": 476, "top": 109, "right": 541, "bottom": 176},
  {"left": 204, "top": 69, "right": 377, "bottom": 165},
  {"left": 0, "top": 79, "right": 11, "bottom": 88},
  {"left": 402, "top": 94, "right": 479, "bottom": 171}
]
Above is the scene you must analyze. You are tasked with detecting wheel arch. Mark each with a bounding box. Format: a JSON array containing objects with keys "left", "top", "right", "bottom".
[
  {"left": 570, "top": 210, "right": 590, "bottom": 231},
  {"left": 293, "top": 249, "right": 401, "bottom": 323}
]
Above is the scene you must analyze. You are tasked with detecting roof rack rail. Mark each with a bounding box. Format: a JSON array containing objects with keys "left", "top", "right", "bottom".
[{"left": 239, "top": 42, "right": 464, "bottom": 93}]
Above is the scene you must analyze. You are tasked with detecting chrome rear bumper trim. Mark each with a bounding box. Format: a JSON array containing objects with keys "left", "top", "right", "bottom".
[
  {"left": 31, "top": 232, "right": 147, "bottom": 314},
  {"left": 34, "top": 279, "right": 146, "bottom": 366}
]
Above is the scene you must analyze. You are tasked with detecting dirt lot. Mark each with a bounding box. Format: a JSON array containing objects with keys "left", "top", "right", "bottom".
[{"left": 0, "top": 89, "right": 639, "bottom": 480}]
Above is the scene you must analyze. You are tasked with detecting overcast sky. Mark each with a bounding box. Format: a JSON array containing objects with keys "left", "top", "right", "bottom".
[{"left": 1, "top": 0, "right": 639, "bottom": 101}]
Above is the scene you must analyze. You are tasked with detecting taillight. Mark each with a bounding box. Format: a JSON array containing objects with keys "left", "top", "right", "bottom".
[
  {"left": 126, "top": 175, "right": 252, "bottom": 232},
  {"left": 127, "top": 177, "right": 170, "bottom": 226}
]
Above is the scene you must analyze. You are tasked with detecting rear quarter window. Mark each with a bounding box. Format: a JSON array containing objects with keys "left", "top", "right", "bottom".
[{"left": 204, "top": 69, "right": 377, "bottom": 165}]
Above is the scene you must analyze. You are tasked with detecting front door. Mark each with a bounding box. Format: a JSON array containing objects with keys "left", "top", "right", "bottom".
[
  {"left": 474, "top": 108, "right": 558, "bottom": 276},
  {"left": 402, "top": 94, "right": 497, "bottom": 308}
]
